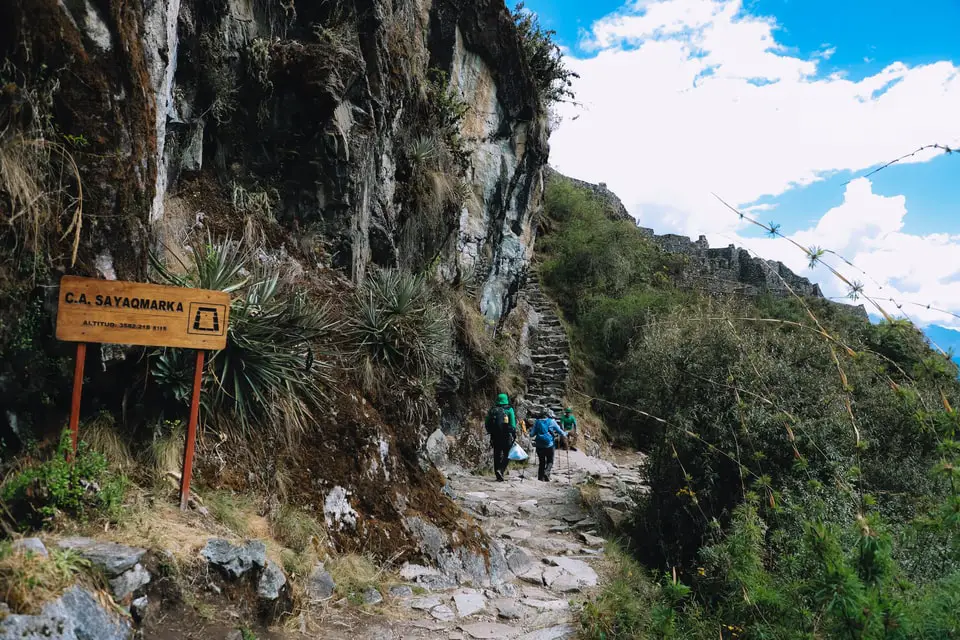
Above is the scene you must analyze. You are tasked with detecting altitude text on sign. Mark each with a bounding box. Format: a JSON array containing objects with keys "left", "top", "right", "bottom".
[{"left": 56, "top": 275, "right": 231, "bottom": 350}]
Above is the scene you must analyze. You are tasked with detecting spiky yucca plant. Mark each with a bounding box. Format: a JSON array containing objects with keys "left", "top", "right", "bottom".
[
  {"left": 350, "top": 269, "right": 453, "bottom": 390},
  {"left": 151, "top": 238, "right": 337, "bottom": 439}
]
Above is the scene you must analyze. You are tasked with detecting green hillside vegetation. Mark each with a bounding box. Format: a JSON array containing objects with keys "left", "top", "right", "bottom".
[{"left": 537, "top": 175, "right": 960, "bottom": 639}]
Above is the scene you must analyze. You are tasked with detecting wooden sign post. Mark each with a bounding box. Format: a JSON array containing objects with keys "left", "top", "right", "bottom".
[{"left": 56, "top": 275, "right": 230, "bottom": 510}]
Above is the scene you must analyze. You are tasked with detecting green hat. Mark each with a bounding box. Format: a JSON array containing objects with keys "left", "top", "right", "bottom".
[
  {"left": 565, "top": 407, "right": 573, "bottom": 412},
  {"left": 497, "top": 393, "right": 509, "bottom": 405}
]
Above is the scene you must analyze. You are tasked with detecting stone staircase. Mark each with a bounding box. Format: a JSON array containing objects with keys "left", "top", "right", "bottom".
[{"left": 520, "top": 271, "right": 571, "bottom": 418}]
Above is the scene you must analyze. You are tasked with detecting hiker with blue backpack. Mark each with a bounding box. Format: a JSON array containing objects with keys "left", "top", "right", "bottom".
[
  {"left": 485, "top": 393, "right": 517, "bottom": 482},
  {"left": 531, "top": 409, "right": 569, "bottom": 482}
]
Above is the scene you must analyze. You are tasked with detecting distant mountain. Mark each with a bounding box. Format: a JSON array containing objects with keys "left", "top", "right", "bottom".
[{"left": 924, "top": 324, "right": 960, "bottom": 368}]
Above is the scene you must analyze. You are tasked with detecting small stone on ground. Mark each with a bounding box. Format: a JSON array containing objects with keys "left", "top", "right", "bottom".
[
  {"left": 430, "top": 604, "right": 456, "bottom": 622},
  {"left": 460, "top": 621, "right": 522, "bottom": 639}
]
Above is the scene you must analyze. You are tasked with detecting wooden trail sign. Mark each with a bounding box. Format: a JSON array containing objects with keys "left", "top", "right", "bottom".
[
  {"left": 56, "top": 276, "right": 230, "bottom": 350},
  {"left": 56, "top": 276, "right": 230, "bottom": 510}
]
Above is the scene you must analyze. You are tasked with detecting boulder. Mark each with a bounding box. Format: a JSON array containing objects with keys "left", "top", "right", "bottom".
[
  {"left": 430, "top": 604, "right": 456, "bottom": 622},
  {"left": 578, "top": 532, "right": 605, "bottom": 547},
  {"left": 521, "top": 598, "right": 568, "bottom": 611},
  {"left": 257, "top": 560, "right": 287, "bottom": 600},
  {"left": 603, "top": 508, "right": 626, "bottom": 529},
  {"left": 505, "top": 546, "right": 533, "bottom": 575},
  {"left": 109, "top": 563, "right": 151, "bottom": 600},
  {"left": 57, "top": 538, "right": 145, "bottom": 577},
  {"left": 543, "top": 557, "right": 598, "bottom": 588},
  {"left": 0, "top": 585, "right": 133, "bottom": 640},
  {"left": 517, "top": 624, "right": 577, "bottom": 640},
  {"left": 362, "top": 587, "right": 384, "bottom": 605},
  {"left": 399, "top": 563, "right": 441, "bottom": 581},
  {"left": 306, "top": 563, "right": 336, "bottom": 600},
  {"left": 388, "top": 585, "right": 414, "bottom": 598},
  {"left": 410, "top": 596, "right": 444, "bottom": 611},
  {"left": 425, "top": 428, "right": 449, "bottom": 468},
  {"left": 13, "top": 537, "right": 48, "bottom": 557},
  {"left": 200, "top": 539, "right": 266, "bottom": 579}
]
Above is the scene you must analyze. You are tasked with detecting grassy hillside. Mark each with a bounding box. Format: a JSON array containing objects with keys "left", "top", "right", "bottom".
[{"left": 537, "top": 175, "right": 960, "bottom": 639}]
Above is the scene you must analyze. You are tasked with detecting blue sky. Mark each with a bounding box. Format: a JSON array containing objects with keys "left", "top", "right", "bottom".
[
  {"left": 526, "top": 0, "right": 960, "bottom": 343},
  {"left": 526, "top": 0, "right": 960, "bottom": 72}
]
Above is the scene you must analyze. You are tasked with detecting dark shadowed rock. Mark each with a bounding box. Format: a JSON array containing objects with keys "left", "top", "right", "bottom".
[
  {"left": 200, "top": 539, "right": 267, "bottom": 579},
  {"left": 58, "top": 538, "right": 145, "bottom": 577},
  {"left": 130, "top": 596, "right": 149, "bottom": 624}
]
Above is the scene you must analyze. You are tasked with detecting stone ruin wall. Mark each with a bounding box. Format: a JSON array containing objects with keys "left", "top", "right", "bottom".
[{"left": 638, "top": 227, "right": 867, "bottom": 317}]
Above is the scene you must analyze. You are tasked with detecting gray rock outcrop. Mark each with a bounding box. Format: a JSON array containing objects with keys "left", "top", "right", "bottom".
[
  {"left": 109, "top": 563, "right": 152, "bottom": 600},
  {"left": 257, "top": 560, "right": 288, "bottom": 601},
  {"left": 57, "top": 538, "right": 146, "bottom": 577},
  {"left": 13, "top": 537, "right": 48, "bottom": 557},
  {"left": 306, "top": 563, "right": 337, "bottom": 601},
  {"left": 201, "top": 539, "right": 267, "bottom": 579},
  {"left": 0, "top": 586, "right": 133, "bottom": 640}
]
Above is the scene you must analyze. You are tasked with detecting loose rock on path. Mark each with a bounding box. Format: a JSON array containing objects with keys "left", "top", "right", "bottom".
[{"left": 312, "top": 448, "right": 647, "bottom": 639}]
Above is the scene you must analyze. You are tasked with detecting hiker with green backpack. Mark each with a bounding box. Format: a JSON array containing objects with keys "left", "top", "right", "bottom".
[{"left": 485, "top": 393, "right": 517, "bottom": 482}]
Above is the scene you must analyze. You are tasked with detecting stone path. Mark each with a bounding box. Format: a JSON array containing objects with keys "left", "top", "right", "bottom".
[
  {"left": 519, "top": 271, "right": 571, "bottom": 418},
  {"left": 318, "top": 448, "right": 647, "bottom": 639}
]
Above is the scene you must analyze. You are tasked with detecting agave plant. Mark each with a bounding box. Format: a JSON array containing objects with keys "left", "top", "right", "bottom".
[
  {"left": 151, "top": 237, "right": 337, "bottom": 439},
  {"left": 408, "top": 135, "right": 439, "bottom": 166},
  {"left": 350, "top": 269, "right": 453, "bottom": 389},
  {"left": 807, "top": 245, "right": 826, "bottom": 270}
]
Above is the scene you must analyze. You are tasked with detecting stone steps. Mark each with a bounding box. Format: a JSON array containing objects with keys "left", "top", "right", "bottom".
[{"left": 518, "top": 269, "right": 572, "bottom": 416}]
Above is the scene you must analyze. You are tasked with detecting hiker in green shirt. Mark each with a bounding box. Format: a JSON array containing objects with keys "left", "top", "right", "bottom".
[
  {"left": 560, "top": 407, "right": 578, "bottom": 451},
  {"left": 485, "top": 393, "right": 517, "bottom": 481}
]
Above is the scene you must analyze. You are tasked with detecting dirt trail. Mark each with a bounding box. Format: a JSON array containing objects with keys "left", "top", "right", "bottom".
[{"left": 308, "top": 447, "right": 648, "bottom": 640}]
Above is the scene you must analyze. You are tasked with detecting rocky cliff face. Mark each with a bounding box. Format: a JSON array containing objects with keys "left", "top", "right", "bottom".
[
  {"left": 0, "top": 0, "right": 550, "bottom": 570},
  {"left": 2, "top": 0, "right": 546, "bottom": 321}
]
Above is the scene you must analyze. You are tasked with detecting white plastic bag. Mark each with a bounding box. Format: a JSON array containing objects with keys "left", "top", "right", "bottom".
[{"left": 508, "top": 442, "right": 529, "bottom": 461}]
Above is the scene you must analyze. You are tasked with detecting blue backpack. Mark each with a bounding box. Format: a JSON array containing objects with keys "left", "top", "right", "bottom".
[{"left": 533, "top": 419, "right": 555, "bottom": 448}]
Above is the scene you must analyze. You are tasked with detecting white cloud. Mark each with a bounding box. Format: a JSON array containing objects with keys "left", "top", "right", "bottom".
[
  {"left": 549, "top": 0, "right": 960, "bottom": 326},
  {"left": 716, "top": 179, "right": 960, "bottom": 329}
]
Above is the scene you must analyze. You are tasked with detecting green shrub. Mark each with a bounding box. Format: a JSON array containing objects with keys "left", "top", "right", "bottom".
[
  {"left": 512, "top": 2, "right": 578, "bottom": 107},
  {"left": 580, "top": 544, "right": 663, "bottom": 639},
  {"left": 543, "top": 172, "right": 960, "bottom": 639},
  {"left": 2, "top": 431, "right": 128, "bottom": 529}
]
